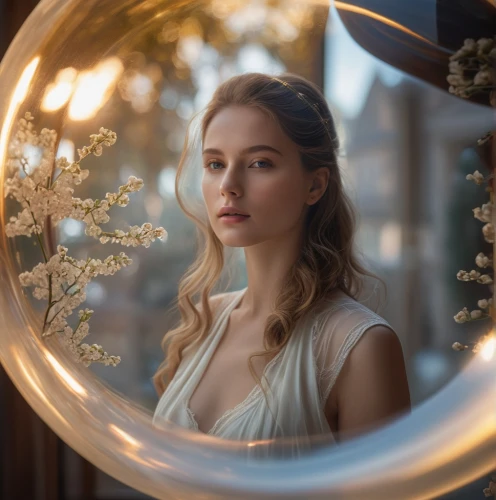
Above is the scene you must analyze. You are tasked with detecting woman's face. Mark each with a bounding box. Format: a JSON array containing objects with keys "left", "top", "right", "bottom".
[{"left": 201, "top": 105, "right": 314, "bottom": 248}]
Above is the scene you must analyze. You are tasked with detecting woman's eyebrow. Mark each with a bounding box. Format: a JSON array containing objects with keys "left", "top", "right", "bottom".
[{"left": 202, "top": 145, "right": 283, "bottom": 156}]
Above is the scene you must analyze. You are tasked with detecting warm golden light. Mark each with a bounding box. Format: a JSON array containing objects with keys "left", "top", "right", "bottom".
[
  {"left": 41, "top": 67, "right": 78, "bottom": 112},
  {"left": 45, "top": 351, "right": 87, "bottom": 396},
  {"left": 0, "top": 57, "right": 40, "bottom": 177},
  {"left": 480, "top": 336, "right": 495, "bottom": 362},
  {"left": 57, "top": 138, "right": 75, "bottom": 163},
  {"left": 109, "top": 424, "right": 142, "bottom": 449},
  {"left": 15, "top": 354, "right": 49, "bottom": 405},
  {"left": 68, "top": 57, "right": 124, "bottom": 121},
  {"left": 333, "top": 1, "right": 438, "bottom": 48}
]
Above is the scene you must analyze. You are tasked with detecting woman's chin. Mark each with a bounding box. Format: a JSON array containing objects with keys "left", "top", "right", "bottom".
[
  {"left": 216, "top": 232, "right": 257, "bottom": 248},
  {"left": 218, "top": 238, "right": 250, "bottom": 248}
]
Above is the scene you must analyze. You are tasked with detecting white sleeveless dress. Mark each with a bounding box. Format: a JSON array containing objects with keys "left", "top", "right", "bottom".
[{"left": 153, "top": 287, "right": 396, "bottom": 458}]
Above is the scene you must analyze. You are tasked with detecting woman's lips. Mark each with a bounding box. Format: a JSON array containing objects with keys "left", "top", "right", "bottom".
[{"left": 220, "top": 215, "right": 250, "bottom": 223}]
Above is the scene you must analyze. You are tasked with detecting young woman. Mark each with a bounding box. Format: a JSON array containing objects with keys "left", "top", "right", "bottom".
[{"left": 152, "top": 72, "right": 411, "bottom": 450}]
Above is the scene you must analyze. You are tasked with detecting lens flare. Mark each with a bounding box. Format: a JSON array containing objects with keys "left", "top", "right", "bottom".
[{"left": 68, "top": 58, "right": 124, "bottom": 121}]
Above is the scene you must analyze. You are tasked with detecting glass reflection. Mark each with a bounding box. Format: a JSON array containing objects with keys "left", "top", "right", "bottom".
[{"left": 1, "top": 0, "right": 495, "bottom": 497}]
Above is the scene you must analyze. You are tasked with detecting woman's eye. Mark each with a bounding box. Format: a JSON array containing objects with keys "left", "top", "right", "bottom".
[
  {"left": 206, "top": 161, "right": 222, "bottom": 170},
  {"left": 205, "top": 160, "right": 272, "bottom": 170},
  {"left": 251, "top": 160, "right": 271, "bottom": 169}
]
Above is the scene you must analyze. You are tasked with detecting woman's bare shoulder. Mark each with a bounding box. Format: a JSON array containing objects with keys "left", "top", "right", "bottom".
[
  {"left": 195, "top": 289, "right": 238, "bottom": 314},
  {"left": 208, "top": 291, "right": 234, "bottom": 312}
]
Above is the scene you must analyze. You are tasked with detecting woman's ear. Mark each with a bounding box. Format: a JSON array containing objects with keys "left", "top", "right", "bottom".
[{"left": 307, "top": 168, "right": 329, "bottom": 205}]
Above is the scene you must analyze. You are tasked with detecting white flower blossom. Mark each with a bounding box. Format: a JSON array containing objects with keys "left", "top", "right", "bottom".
[
  {"left": 77, "top": 127, "right": 117, "bottom": 160},
  {"left": 29, "top": 251, "right": 133, "bottom": 340},
  {"left": 78, "top": 308, "right": 94, "bottom": 320},
  {"left": 475, "top": 252, "right": 491, "bottom": 268},
  {"left": 454, "top": 307, "right": 470, "bottom": 323},
  {"left": 477, "top": 299, "right": 489, "bottom": 309},
  {"left": 483, "top": 479, "right": 496, "bottom": 497},
  {"left": 67, "top": 175, "right": 162, "bottom": 240},
  {"left": 95, "top": 223, "right": 167, "bottom": 248},
  {"left": 449, "top": 38, "right": 477, "bottom": 61},
  {"left": 474, "top": 68, "right": 492, "bottom": 86},
  {"left": 466, "top": 170, "right": 485, "bottom": 185},
  {"left": 476, "top": 37, "right": 494, "bottom": 56},
  {"left": 127, "top": 175, "right": 144, "bottom": 191},
  {"left": 60, "top": 319, "right": 120, "bottom": 367},
  {"left": 470, "top": 309, "right": 482, "bottom": 320},
  {"left": 448, "top": 61, "right": 464, "bottom": 75},
  {"left": 473, "top": 203, "right": 493, "bottom": 223},
  {"left": 483, "top": 223, "right": 495, "bottom": 243},
  {"left": 4, "top": 114, "right": 166, "bottom": 368},
  {"left": 455, "top": 269, "right": 491, "bottom": 285},
  {"left": 447, "top": 74, "right": 472, "bottom": 88},
  {"left": 457, "top": 270, "right": 481, "bottom": 281},
  {"left": 477, "top": 274, "right": 493, "bottom": 285},
  {"left": 451, "top": 43, "right": 496, "bottom": 463},
  {"left": 447, "top": 37, "right": 496, "bottom": 100}
]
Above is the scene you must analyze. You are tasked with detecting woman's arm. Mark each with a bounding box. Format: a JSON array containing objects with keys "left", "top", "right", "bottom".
[{"left": 326, "top": 325, "right": 412, "bottom": 442}]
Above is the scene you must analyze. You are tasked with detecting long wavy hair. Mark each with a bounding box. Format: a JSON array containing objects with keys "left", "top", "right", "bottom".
[{"left": 152, "top": 72, "right": 386, "bottom": 399}]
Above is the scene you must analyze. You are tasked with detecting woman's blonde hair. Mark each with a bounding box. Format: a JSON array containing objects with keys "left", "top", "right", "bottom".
[{"left": 152, "top": 72, "right": 386, "bottom": 398}]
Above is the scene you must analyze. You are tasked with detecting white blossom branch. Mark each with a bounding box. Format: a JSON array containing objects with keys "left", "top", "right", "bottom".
[{"left": 4, "top": 113, "right": 167, "bottom": 367}]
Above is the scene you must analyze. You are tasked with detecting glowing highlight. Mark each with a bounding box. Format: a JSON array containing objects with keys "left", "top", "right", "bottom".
[
  {"left": 0, "top": 57, "right": 40, "bottom": 179},
  {"left": 68, "top": 58, "right": 123, "bottom": 121},
  {"left": 334, "top": 1, "right": 438, "bottom": 48}
]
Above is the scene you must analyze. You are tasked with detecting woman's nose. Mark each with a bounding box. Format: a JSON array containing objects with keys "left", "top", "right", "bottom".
[{"left": 219, "top": 166, "right": 243, "bottom": 196}]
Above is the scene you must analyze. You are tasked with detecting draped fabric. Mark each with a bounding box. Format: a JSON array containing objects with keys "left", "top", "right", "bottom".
[{"left": 153, "top": 287, "right": 395, "bottom": 459}]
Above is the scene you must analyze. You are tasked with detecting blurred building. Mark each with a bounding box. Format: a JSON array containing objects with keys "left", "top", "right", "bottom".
[{"left": 343, "top": 73, "right": 493, "bottom": 407}]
